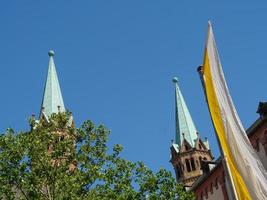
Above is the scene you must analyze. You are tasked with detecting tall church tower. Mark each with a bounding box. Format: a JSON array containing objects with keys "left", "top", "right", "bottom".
[
  {"left": 38, "top": 50, "right": 75, "bottom": 170},
  {"left": 170, "top": 77, "right": 213, "bottom": 187}
]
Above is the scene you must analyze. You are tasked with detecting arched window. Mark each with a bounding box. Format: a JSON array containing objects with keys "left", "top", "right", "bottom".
[
  {"left": 180, "top": 163, "right": 184, "bottom": 171},
  {"left": 185, "top": 159, "right": 191, "bottom": 172},
  {"left": 191, "top": 158, "right": 196, "bottom": 171},
  {"left": 176, "top": 165, "right": 181, "bottom": 178},
  {"left": 203, "top": 157, "right": 207, "bottom": 161},
  {"left": 199, "top": 156, "right": 202, "bottom": 165},
  {"left": 185, "top": 145, "right": 189, "bottom": 151}
]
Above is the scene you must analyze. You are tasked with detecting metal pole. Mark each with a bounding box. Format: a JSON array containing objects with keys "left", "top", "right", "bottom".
[{"left": 197, "top": 66, "right": 238, "bottom": 200}]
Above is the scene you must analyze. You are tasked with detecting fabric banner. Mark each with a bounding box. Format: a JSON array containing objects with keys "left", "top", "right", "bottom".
[{"left": 202, "top": 21, "right": 267, "bottom": 200}]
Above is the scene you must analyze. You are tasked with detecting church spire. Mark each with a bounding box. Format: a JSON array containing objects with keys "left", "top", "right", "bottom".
[
  {"left": 173, "top": 77, "right": 198, "bottom": 147},
  {"left": 40, "top": 50, "right": 65, "bottom": 119}
]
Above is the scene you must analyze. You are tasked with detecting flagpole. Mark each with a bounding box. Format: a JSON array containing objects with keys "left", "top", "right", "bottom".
[{"left": 197, "top": 65, "right": 238, "bottom": 200}]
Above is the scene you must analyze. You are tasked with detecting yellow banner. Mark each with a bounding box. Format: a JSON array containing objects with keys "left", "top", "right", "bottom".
[{"left": 203, "top": 48, "right": 251, "bottom": 200}]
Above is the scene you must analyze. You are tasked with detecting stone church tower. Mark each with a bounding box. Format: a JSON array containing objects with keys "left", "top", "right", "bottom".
[
  {"left": 170, "top": 77, "right": 213, "bottom": 187},
  {"left": 38, "top": 50, "right": 75, "bottom": 170}
]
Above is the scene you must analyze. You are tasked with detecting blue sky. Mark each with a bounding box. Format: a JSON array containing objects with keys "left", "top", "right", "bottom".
[{"left": 1, "top": 1, "right": 267, "bottom": 173}]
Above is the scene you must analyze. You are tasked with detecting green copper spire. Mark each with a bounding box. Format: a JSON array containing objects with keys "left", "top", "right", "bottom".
[
  {"left": 40, "top": 50, "right": 65, "bottom": 119},
  {"left": 173, "top": 77, "right": 198, "bottom": 147}
]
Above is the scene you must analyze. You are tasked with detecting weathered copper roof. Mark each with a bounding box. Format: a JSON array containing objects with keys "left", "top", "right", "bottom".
[
  {"left": 173, "top": 77, "right": 198, "bottom": 147},
  {"left": 40, "top": 50, "right": 65, "bottom": 118}
]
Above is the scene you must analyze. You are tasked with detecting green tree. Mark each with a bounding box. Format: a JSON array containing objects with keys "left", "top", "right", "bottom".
[{"left": 0, "top": 112, "right": 195, "bottom": 200}]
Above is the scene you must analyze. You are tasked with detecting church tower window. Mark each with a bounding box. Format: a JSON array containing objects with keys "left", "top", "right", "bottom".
[
  {"left": 176, "top": 165, "right": 181, "bottom": 178},
  {"left": 186, "top": 159, "right": 191, "bottom": 172},
  {"left": 191, "top": 158, "right": 196, "bottom": 171}
]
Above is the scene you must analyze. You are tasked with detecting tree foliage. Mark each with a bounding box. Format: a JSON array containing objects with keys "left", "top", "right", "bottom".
[{"left": 0, "top": 112, "right": 195, "bottom": 200}]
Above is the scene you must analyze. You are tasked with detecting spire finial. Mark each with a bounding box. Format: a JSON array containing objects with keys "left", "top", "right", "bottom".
[
  {"left": 172, "top": 77, "right": 178, "bottom": 84},
  {"left": 48, "top": 50, "right": 55, "bottom": 57}
]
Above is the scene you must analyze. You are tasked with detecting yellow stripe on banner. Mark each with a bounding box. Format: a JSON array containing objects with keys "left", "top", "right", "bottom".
[{"left": 203, "top": 49, "right": 252, "bottom": 200}]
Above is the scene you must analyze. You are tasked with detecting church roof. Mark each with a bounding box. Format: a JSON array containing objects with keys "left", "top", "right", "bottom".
[
  {"left": 173, "top": 77, "right": 198, "bottom": 147},
  {"left": 40, "top": 50, "right": 65, "bottom": 118}
]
